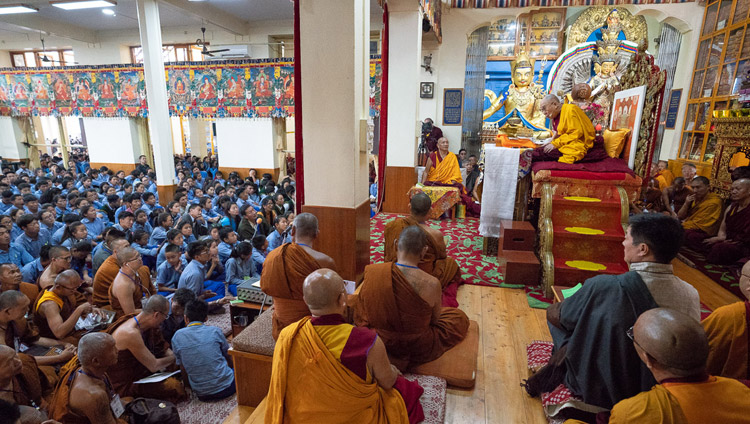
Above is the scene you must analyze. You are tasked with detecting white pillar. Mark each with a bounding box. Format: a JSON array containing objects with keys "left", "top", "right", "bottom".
[
  {"left": 136, "top": 0, "right": 176, "bottom": 199},
  {"left": 299, "top": 0, "right": 370, "bottom": 280}
]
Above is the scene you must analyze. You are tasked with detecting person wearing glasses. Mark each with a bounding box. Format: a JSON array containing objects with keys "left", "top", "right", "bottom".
[
  {"left": 33, "top": 270, "right": 99, "bottom": 345},
  {"left": 524, "top": 214, "right": 700, "bottom": 413},
  {"left": 178, "top": 241, "right": 227, "bottom": 306},
  {"left": 37, "top": 246, "right": 72, "bottom": 291},
  {"left": 108, "top": 247, "right": 156, "bottom": 319}
]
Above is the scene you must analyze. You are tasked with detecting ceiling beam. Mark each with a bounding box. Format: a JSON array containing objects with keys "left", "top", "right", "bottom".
[
  {"left": 0, "top": 15, "right": 98, "bottom": 44},
  {"left": 159, "top": 0, "right": 249, "bottom": 36}
]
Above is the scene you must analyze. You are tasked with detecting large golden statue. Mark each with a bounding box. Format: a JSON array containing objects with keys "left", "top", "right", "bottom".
[{"left": 483, "top": 52, "right": 549, "bottom": 137}]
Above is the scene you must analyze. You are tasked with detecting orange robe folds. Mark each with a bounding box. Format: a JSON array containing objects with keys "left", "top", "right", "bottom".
[
  {"left": 48, "top": 364, "right": 127, "bottom": 424},
  {"left": 352, "top": 262, "right": 469, "bottom": 367},
  {"left": 703, "top": 301, "right": 749, "bottom": 380},
  {"left": 108, "top": 267, "right": 156, "bottom": 319},
  {"left": 265, "top": 317, "right": 410, "bottom": 424},
  {"left": 93, "top": 255, "right": 119, "bottom": 308},
  {"left": 551, "top": 104, "right": 595, "bottom": 164},
  {"left": 33, "top": 289, "right": 85, "bottom": 344},
  {"left": 260, "top": 243, "right": 321, "bottom": 339},
  {"left": 383, "top": 216, "right": 461, "bottom": 290},
  {"left": 654, "top": 169, "right": 675, "bottom": 191},
  {"left": 425, "top": 151, "right": 462, "bottom": 185},
  {"left": 682, "top": 192, "right": 723, "bottom": 233}
]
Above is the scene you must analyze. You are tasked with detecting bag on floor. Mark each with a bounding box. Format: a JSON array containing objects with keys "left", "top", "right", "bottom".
[{"left": 126, "top": 397, "right": 180, "bottom": 424}]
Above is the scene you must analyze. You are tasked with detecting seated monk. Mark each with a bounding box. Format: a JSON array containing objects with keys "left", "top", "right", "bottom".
[
  {"left": 93, "top": 238, "right": 137, "bottom": 308},
  {"left": 580, "top": 308, "right": 750, "bottom": 423},
  {"left": 38, "top": 246, "right": 73, "bottom": 290},
  {"left": 662, "top": 176, "right": 690, "bottom": 218},
  {"left": 532, "top": 94, "right": 595, "bottom": 164},
  {"left": 49, "top": 332, "right": 128, "bottom": 424},
  {"left": 0, "top": 345, "right": 53, "bottom": 424},
  {"left": 680, "top": 176, "right": 724, "bottom": 248},
  {"left": 0, "top": 263, "right": 38, "bottom": 303},
  {"left": 421, "top": 137, "right": 480, "bottom": 217},
  {"left": 525, "top": 214, "right": 700, "bottom": 410},
  {"left": 689, "top": 178, "right": 750, "bottom": 265},
  {"left": 260, "top": 213, "right": 335, "bottom": 339},
  {"left": 265, "top": 269, "right": 425, "bottom": 423},
  {"left": 701, "top": 260, "right": 750, "bottom": 380},
  {"left": 34, "top": 270, "right": 100, "bottom": 346},
  {"left": 653, "top": 160, "right": 675, "bottom": 191},
  {"left": 353, "top": 226, "right": 469, "bottom": 369},
  {"left": 384, "top": 192, "right": 463, "bottom": 306},
  {"left": 1, "top": 290, "right": 76, "bottom": 367},
  {"left": 109, "top": 247, "right": 156, "bottom": 319},
  {"left": 106, "top": 295, "right": 185, "bottom": 402}
]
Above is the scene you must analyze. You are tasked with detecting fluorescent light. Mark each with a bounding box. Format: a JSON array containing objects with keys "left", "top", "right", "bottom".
[
  {"left": 50, "top": 0, "right": 117, "bottom": 10},
  {"left": 0, "top": 4, "right": 39, "bottom": 14},
  {"left": 102, "top": 8, "right": 115, "bottom": 15}
]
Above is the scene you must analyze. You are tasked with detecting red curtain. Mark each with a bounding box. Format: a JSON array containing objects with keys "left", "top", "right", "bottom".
[
  {"left": 293, "top": 0, "right": 304, "bottom": 211},
  {"left": 376, "top": 3, "right": 389, "bottom": 211}
]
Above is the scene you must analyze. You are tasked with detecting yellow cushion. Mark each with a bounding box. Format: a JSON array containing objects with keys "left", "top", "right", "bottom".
[{"left": 603, "top": 128, "right": 630, "bottom": 158}]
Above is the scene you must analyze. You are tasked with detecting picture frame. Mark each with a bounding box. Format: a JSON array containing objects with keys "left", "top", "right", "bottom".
[
  {"left": 610, "top": 85, "right": 647, "bottom": 169},
  {"left": 420, "top": 82, "right": 434, "bottom": 99}
]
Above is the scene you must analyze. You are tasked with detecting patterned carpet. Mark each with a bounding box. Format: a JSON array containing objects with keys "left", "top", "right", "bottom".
[{"left": 678, "top": 247, "right": 743, "bottom": 299}]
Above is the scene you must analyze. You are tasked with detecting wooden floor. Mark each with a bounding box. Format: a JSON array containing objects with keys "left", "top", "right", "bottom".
[{"left": 224, "top": 257, "right": 741, "bottom": 424}]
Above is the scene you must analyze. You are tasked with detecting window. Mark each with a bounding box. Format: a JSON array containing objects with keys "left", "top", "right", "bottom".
[
  {"left": 9, "top": 49, "right": 75, "bottom": 67},
  {"left": 130, "top": 43, "right": 205, "bottom": 64}
]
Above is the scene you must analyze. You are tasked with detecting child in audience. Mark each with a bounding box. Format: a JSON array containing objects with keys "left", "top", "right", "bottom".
[
  {"left": 157, "top": 229, "right": 186, "bottom": 268},
  {"left": 132, "top": 229, "right": 158, "bottom": 270},
  {"left": 178, "top": 220, "right": 197, "bottom": 244},
  {"left": 133, "top": 209, "right": 153, "bottom": 234},
  {"left": 156, "top": 243, "right": 186, "bottom": 295},
  {"left": 205, "top": 238, "right": 225, "bottom": 283},
  {"left": 60, "top": 221, "right": 92, "bottom": 248},
  {"left": 224, "top": 241, "right": 258, "bottom": 296},
  {"left": 251, "top": 234, "right": 268, "bottom": 275},
  {"left": 266, "top": 216, "right": 289, "bottom": 252},
  {"left": 79, "top": 205, "right": 105, "bottom": 242},
  {"left": 217, "top": 227, "right": 237, "bottom": 265},
  {"left": 149, "top": 212, "right": 173, "bottom": 246}
]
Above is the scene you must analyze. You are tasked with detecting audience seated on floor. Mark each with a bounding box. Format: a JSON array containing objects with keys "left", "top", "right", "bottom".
[
  {"left": 38, "top": 246, "right": 73, "bottom": 290},
  {"left": 92, "top": 229, "right": 126, "bottom": 274},
  {"left": 21, "top": 244, "right": 51, "bottom": 288},
  {"left": 531, "top": 94, "right": 595, "bottom": 164},
  {"left": 34, "top": 270, "right": 99, "bottom": 345},
  {"left": 384, "top": 193, "right": 464, "bottom": 304},
  {"left": 108, "top": 247, "right": 156, "bottom": 318},
  {"left": 155, "top": 243, "right": 186, "bottom": 295},
  {"left": 0, "top": 226, "right": 32, "bottom": 270},
  {"left": 49, "top": 332, "right": 127, "bottom": 424},
  {"left": 92, "top": 238, "right": 133, "bottom": 308},
  {"left": 0, "top": 263, "right": 38, "bottom": 303},
  {"left": 0, "top": 345, "right": 52, "bottom": 424},
  {"left": 266, "top": 268, "right": 425, "bottom": 423},
  {"left": 354, "top": 225, "right": 469, "bottom": 369},
  {"left": 260, "top": 212, "right": 335, "bottom": 339},
  {"left": 661, "top": 176, "right": 690, "bottom": 218},
  {"left": 224, "top": 241, "right": 258, "bottom": 297},
  {"left": 686, "top": 178, "right": 750, "bottom": 265},
  {"left": 177, "top": 240, "right": 227, "bottom": 305},
  {"left": 172, "top": 299, "right": 235, "bottom": 401},
  {"left": 679, "top": 176, "right": 723, "bottom": 244},
  {"left": 567, "top": 308, "right": 750, "bottom": 423},
  {"left": 161, "top": 288, "right": 196, "bottom": 345},
  {"left": 702, "top": 260, "right": 750, "bottom": 380},
  {"left": 525, "top": 214, "right": 700, "bottom": 411},
  {"left": 106, "top": 295, "right": 185, "bottom": 402},
  {"left": 652, "top": 160, "right": 675, "bottom": 191}
]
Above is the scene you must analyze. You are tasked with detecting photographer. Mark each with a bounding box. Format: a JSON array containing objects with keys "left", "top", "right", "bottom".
[{"left": 422, "top": 118, "right": 443, "bottom": 153}]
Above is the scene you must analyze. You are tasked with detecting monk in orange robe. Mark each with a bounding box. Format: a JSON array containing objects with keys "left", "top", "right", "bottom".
[
  {"left": 701, "top": 260, "right": 750, "bottom": 380},
  {"left": 571, "top": 308, "right": 750, "bottom": 423},
  {"left": 108, "top": 247, "right": 155, "bottom": 319},
  {"left": 261, "top": 213, "right": 335, "bottom": 339},
  {"left": 421, "top": 137, "right": 462, "bottom": 186},
  {"left": 265, "top": 269, "right": 424, "bottom": 424},
  {"left": 92, "top": 238, "right": 135, "bottom": 308},
  {"left": 532, "top": 94, "right": 595, "bottom": 164},
  {"left": 0, "top": 345, "right": 50, "bottom": 423},
  {"left": 0, "top": 263, "right": 38, "bottom": 303},
  {"left": 653, "top": 160, "right": 675, "bottom": 191},
  {"left": 33, "top": 270, "right": 94, "bottom": 345},
  {"left": 353, "top": 226, "right": 469, "bottom": 369},
  {"left": 384, "top": 192, "right": 462, "bottom": 306}
]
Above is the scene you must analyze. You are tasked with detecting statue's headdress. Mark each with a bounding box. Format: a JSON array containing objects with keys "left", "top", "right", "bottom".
[{"left": 511, "top": 51, "right": 535, "bottom": 75}]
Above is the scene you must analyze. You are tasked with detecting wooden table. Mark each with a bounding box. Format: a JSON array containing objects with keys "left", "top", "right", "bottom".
[{"left": 229, "top": 301, "right": 271, "bottom": 337}]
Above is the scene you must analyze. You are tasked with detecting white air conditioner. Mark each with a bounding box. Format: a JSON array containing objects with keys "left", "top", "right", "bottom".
[{"left": 208, "top": 45, "right": 250, "bottom": 59}]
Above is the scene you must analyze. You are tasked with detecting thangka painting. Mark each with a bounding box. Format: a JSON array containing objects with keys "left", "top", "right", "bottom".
[
  {"left": 73, "top": 73, "right": 96, "bottom": 115},
  {"left": 277, "top": 66, "right": 294, "bottom": 111},
  {"left": 96, "top": 72, "right": 118, "bottom": 116},
  {"left": 119, "top": 70, "right": 145, "bottom": 117},
  {"left": 50, "top": 73, "right": 74, "bottom": 115},
  {"left": 192, "top": 68, "right": 219, "bottom": 116},
  {"left": 30, "top": 74, "right": 52, "bottom": 116},
  {"left": 218, "top": 66, "right": 249, "bottom": 117},
  {"left": 250, "top": 66, "right": 275, "bottom": 117},
  {"left": 610, "top": 85, "right": 646, "bottom": 169},
  {"left": 168, "top": 68, "right": 191, "bottom": 116},
  {"left": 0, "top": 76, "right": 11, "bottom": 115},
  {"left": 369, "top": 57, "right": 382, "bottom": 117},
  {"left": 10, "top": 74, "right": 31, "bottom": 115}
]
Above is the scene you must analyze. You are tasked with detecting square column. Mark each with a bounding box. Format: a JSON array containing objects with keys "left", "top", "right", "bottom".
[{"left": 298, "top": 0, "right": 370, "bottom": 280}]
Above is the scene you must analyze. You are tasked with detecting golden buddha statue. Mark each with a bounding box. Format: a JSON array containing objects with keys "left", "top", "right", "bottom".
[{"left": 483, "top": 51, "right": 549, "bottom": 137}]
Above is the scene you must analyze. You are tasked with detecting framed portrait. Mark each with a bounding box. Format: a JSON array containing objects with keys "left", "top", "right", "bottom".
[
  {"left": 420, "top": 82, "right": 434, "bottom": 99},
  {"left": 610, "top": 85, "right": 646, "bottom": 169}
]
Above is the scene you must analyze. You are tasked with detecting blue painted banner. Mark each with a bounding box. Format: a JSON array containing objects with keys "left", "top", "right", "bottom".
[
  {"left": 443, "top": 88, "right": 464, "bottom": 126},
  {"left": 665, "top": 88, "right": 682, "bottom": 129}
]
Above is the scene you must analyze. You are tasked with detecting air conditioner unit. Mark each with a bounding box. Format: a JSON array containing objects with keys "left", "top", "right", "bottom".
[{"left": 209, "top": 45, "right": 250, "bottom": 59}]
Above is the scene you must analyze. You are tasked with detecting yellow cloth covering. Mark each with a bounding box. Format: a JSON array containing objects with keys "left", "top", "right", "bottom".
[
  {"left": 35, "top": 290, "right": 63, "bottom": 312},
  {"left": 655, "top": 169, "right": 675, "bottom": 191},
  {"left": 703, "top": 301, "right": 749, "bottom": 380},
  {"left": 425, "top": 151, "right": 462, "bottom": 184},
  {"left": 682, "top": 192, "right": 723, "bottom": 233},
  {"left": 265, "top": 317, "right": 409, "bottom": 424},
  {"left": 551, "top": 104, "right": 595, "bottom": 164}
]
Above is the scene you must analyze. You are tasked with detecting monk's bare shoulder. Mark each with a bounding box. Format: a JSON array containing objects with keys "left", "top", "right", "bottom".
[{"left": 310, "top": 250, "right": 336, "bottom": 270}]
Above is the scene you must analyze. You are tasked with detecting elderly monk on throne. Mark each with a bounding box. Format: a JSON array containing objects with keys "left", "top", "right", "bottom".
[
  {"left": 532, "top": 94, "right": 596, "bottom": 164},
  {"left": 353, "top": 226, "right": 470, "bottom": 370},
  {"left": 261, "top": 213, "right": 336, "bottom": 339},
  {"left": 385, "top": 193, "right": 463, "bottom": 307},
  {"left": 265, "top": 269, "right": 425, "bottom": 424},
  {"left": 421, "top": 137, "right": 480, "bottom": 217}
]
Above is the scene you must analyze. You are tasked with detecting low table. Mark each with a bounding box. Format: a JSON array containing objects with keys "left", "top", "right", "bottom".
[
  {"left": 229, "top": 300, "right": 272, "bottom": 337},
  {"left": 408, "top": 185, "right": 460, "bottom": 220}
]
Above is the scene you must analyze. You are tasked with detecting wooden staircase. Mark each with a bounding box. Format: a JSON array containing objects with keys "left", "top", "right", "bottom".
[{"left": 538, "top": 182, "right": 630, "bottom": 298}]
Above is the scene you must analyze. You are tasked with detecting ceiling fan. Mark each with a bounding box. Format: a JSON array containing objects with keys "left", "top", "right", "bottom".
[
  {"left": 196, "top": 27, "right": 229, "bottom": 57},
  {"left": 39, "top": 35, "right": 78, "bottom": 65}
]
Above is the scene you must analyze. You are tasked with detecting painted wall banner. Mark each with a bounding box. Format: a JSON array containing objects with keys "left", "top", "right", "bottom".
[
  {"left": 0, "top": 56, "right": 381, "bottom": 119},
  {"left": 442, "top": 88, "right": 464, "bottom": 126},
  {"left": 664, "top": 88, "right": 682, "bottom": 130}
]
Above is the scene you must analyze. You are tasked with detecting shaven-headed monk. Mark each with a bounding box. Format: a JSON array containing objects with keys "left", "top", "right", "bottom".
[
  {"left": 701, "top": 260, "right": 750, "bottom": 380},
  {"left": 261, "top": 213, "right": 336, "bottom": 339},
  {"left": 34, "top": 270, "right": 97, "bottom": 345},
  {"left": 384, "top": 193, "right": 463, "bottom": 306},
  {"left": 38, "top": 246, "right": 72, "bottom": 290},
  {"left": 532, "top": 94, "right": 595, "bottom": 164},
  {"left": 653, "top": 160, "right": 675, "bottom": 191},
  {"left": 0, "top": 263, "right": 38, "bottom": 304},
  {"left": 680, "top": 176, "right": 724, "bottom": 242},
  {"left": 49, "top": 333, "right": 127, "bottom": 424},
  {"left": 697, "top": 178, "right": 750, "bottom": 265},
  {"left": 354, "top": 226, "right": 469, "bottom": 369},
  {"left": 266, "top": 269, "right": 424, "bottom": 424},
  {"left": 92, "top": 238, "right": 131, "bottom": 308},
  {"left": 106, "top": 295, "right": 184, "bottom": 402},
  {"left": 0, "top": 345, "right": 50, "bottom": 424},
  {"left": 108, "top": 247, "right": 155, "bottom": 319},
  {"left": 594, "top": 308, "right": 750, "bottom": 423}
]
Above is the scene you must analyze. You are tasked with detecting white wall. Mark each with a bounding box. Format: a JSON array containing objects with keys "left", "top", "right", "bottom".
[
  {"left": 170, "top": 117, "right": 184, "bottom": 155},
  {"left": 0, "top": 117, "right": 27, "bottom": 160},
  {"left": 215, "top": 119, "right": 275, "bottom": 169},
  {"left": 83, "top": 118, "right": 140, "bottom": 164}
]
